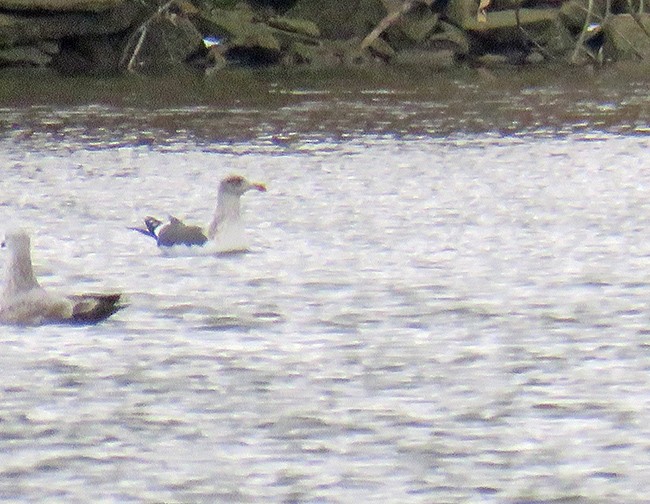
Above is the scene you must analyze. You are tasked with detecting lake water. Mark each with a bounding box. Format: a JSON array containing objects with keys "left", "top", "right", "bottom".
[{"left": 0, "top": 67, "right": 649, "bottom": 502}]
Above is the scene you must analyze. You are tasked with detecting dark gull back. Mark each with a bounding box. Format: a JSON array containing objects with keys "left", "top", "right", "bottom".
[{"left": 157, "top": 217, "right": 208, "bottom": 247}]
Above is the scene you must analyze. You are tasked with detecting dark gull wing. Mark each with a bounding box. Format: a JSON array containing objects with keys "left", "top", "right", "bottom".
[
  {"left": 157, "top": 217, "right": 208, "bottom": 247},
  {"left": 66, "top": 293, "right": 124, "bottom": 325}
]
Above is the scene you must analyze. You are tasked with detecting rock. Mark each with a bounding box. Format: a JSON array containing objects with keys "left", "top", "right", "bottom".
[
  {"left": 195, "top": 8, "right": 271, "bottom": 44},
  {"left": 283, "top": 41, "right": 327, "bottom": 66},
  {"left": 55, "top": 33, "right": 124, "bottom": 74},
  {"left": 602, "top": 13, "right": 650, "bottom": 60},
  {"left": 559, "top": 0, "right": 633, "bottom": 32},
  {"left": 267, "top": 16, "right": 321, "bottom": 38},
  {"left": 560, "top": 0, "right": 606, "bottom": 34},
  {"left": 559, "top": 0, "right": 594, "bottom": 31},
  {"left": 196, "top": 8, "right": 300, "bottom": 66},
  {"left": 526, "top": 50, "right": 546, "bottom": 64},
  {"left": 442, "top": 0, "right": 574, "bottom": 59},
  {"left": 427, "top": 20, "right": 472, "bottom": 56},
  {"left": 342, "top": 44, "right": 373, "bottom": 66},
  {"left": 0, "top": 2, "right": 141, "bottom": 47},
  {"left": 283, "top": 40, "right": 343, "bottom": 67},
  {"left": 231, "top": 30, "right": 281, "bottom": 52},
  {"left": 479, "top": 46, "right": 554, "bottom": 66},
  {"left": 0, "top": 0, "right": 125, "bottom": 12},
  {"left": 122, "top": 12, "right": 204, "bottom": 73},
  {"left": 174, "top": 0, "right": 200, "bottom": 16},
  {"left": 476, "top": 51, "right": 528, "bottom": 66},
  {"left": 36, "top": 40, "right": 61, "bottom": 55},
  {"left": 225, "top": 30, "right": 282, "bottom": 65},
  {"left": 394, "top": 10, "right": 440, "bottom": 45},
  {"left": 283, "top": 39, "right": 379, "bottom": 68},
  {"left": 367, "top": 36, "right": 396, "bottom": 60},
  {"left": 544, "top": 16, "right": 575, "bottom": 58},
  {"left": 382, "top": 0, "right": 440, "bottom": 49},
  {"left": 447, "top": 0, "right": 560, "bottom": 34},
  {"left": 286, "top": 0, "right": 387, "bottom": 40},
  {"left": 196, "top": 7, "right": 321, "bottom": 48},
  {"left": 193, "top": 7, "right": 254, "bottom": 38},
  {"left": 444, "top": 0, "right": 480, "bottom": 30},
  {"left": 204, "top": 45, "right": 227, "bottom": 75},
  {"left": 449, "top": 4, "right": 565, "bottom": 53},
  {"left": 392, "top": 47, "right": 457, "bottom": 68},
  {"left": 0, "top": 45, "right": 52, "bottom": 65}
]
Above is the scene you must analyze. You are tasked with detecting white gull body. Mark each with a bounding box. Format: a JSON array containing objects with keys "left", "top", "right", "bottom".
[
  {"left": 0, "top": 230, "right": 123, "bottom": 326},
  {"left": 132, "top": 174, "right": 266, "bottom": 254}
]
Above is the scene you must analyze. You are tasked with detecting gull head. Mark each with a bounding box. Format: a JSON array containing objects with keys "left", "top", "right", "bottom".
[
  {"left": 219, "top": 175, "right": 267, "bottom": 197},
  {"left": 1, "top": 229, "right": 31, "bottom": 255}
]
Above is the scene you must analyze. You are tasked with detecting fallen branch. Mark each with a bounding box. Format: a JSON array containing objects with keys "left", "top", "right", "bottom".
[
  {"left": 120, "top": 0, "right": 178, "bottom": 73},
  {"left": 571, "top": 0, "right": 597, "bottom": 63},
  {"left": 360, "top": 0, "right": 434, "bottom": 51}
]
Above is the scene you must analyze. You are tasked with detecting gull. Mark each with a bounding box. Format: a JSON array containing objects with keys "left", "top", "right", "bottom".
[
  {"left": 0, "top": 230, "right": 123, "bottom": 326},
  {"left": 131, "top": 174, "right": 266, "bottom": 252}
]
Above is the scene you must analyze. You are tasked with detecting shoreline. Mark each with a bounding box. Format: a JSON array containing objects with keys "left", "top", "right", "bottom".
[{"left": 0, "top": 0, "right": 648, "bottom": 79}]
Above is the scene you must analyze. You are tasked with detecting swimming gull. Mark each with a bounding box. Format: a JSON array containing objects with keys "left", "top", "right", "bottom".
[
  {"left": 131, "top": 174, "right": 266, "bottom": 252},
  {"left": 0, "top": 230, "right": 123, "bottom": 326}
]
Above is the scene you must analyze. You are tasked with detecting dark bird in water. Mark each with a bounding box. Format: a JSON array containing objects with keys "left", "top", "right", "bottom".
[
  {"left": 0, "top": 230, "right": 124, "bottom": 326},
  {"left": 131, "top": 174, "right": 267, "bottom": 252}
]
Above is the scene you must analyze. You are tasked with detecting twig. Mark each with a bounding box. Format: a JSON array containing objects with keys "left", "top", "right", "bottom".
[{"left": 126, "top": 25, "right": 149, "bottom": 72}]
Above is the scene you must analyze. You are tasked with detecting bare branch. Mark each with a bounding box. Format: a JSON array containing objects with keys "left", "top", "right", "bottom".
[
  {"left": 360, "top": 0, "right": 434, "bottom": 51},
  {"left": 120, "top": 0, "right": 178, "bottom": 73}
]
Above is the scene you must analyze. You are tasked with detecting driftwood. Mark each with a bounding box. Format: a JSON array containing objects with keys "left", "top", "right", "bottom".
[{"left": 360, "top": 0, "right": 434, "bottom": 50}]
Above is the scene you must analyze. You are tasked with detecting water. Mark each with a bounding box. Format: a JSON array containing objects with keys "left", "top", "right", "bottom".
[{"left": 1, "top": 70, "right": 650, "bottom": 502}]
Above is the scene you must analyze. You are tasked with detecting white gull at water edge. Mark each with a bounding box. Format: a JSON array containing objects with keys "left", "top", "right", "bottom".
[{"left": 0, "top": 230, "right": 123, "bottom": 326}]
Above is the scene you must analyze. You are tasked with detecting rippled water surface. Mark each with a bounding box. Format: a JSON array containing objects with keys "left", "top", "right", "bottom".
[{"left": 1, "top": 70, "right": 650, "bottom": 502}]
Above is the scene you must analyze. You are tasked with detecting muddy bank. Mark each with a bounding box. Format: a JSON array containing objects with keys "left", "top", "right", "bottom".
[{"left": 0, "top": 0, "right": 648, "bottom": 76}]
